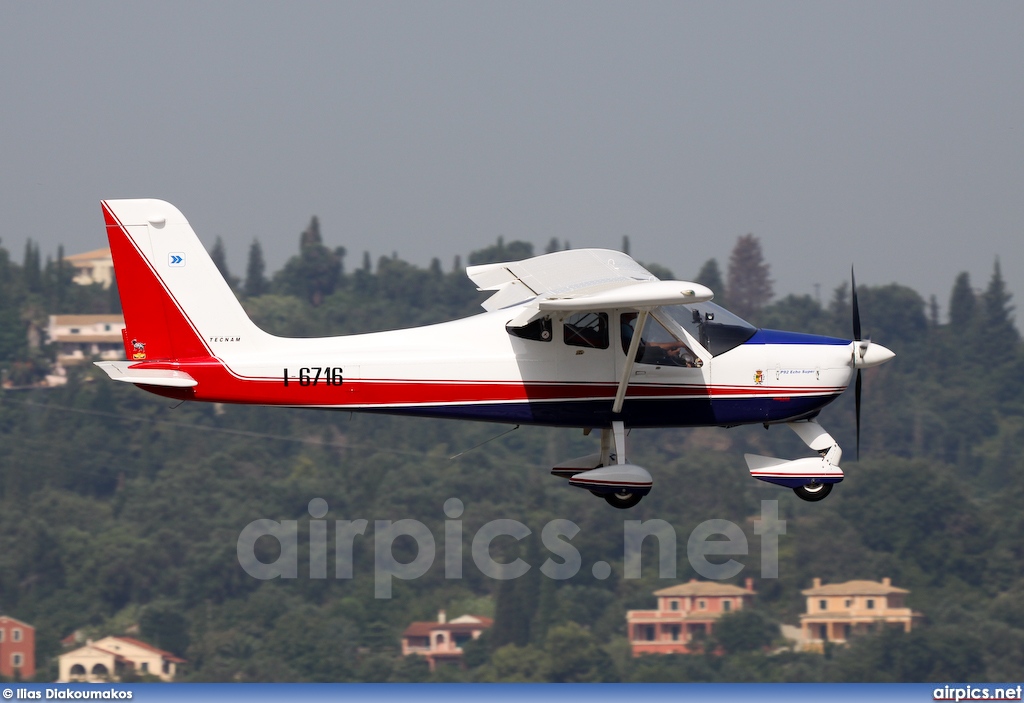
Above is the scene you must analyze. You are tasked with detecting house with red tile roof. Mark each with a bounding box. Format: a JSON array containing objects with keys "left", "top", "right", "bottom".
[
  {"left": 626, "top": 578, "right": 756, "bottom": 655},
  {"left": 58, "top": 636, "right": 185, "bottom": 682},
  {"left": 799, "top": 577, "right": 923, "bottom": 651},
  {"left": 401, "top": 610, "right": 493, "bottom": 671}
]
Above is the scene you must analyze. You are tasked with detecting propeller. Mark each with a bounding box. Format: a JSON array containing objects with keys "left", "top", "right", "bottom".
[
  {"left": 849, "top": 268, "right": 895, "bottom": 459},
  {"left": 851, "top": 267, "right": 863, "bottom": 459}
]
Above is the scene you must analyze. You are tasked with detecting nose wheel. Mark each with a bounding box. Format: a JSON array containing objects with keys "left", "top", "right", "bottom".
[
  {"left": 793, "top": 482, "right": 833, "bottom": 502},
  {"left": 603, "top": 488, "right": 645, "bottom": 509}
]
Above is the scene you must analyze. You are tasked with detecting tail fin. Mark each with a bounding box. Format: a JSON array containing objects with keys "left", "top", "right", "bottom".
[{"left": 103, "top": 199, "right": 266, "bottom": 362}]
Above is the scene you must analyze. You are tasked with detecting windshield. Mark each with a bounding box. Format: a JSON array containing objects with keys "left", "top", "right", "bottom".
[{"left": 663, "top": 302, "right": 757, "bottom": 356}]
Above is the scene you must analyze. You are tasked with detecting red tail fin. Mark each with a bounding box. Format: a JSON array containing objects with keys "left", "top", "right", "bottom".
[{"left": 103, "top": 202, "right": 210, "bottom": 362}]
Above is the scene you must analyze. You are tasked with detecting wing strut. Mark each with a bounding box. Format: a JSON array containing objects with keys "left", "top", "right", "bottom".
[{"left": 612, "top": 310, "right": 648, "bottom": 416}]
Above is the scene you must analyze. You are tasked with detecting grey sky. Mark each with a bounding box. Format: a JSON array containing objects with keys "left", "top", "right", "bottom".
[{"left": 2, "top": 1, "right": 1022, "bottom": 323}]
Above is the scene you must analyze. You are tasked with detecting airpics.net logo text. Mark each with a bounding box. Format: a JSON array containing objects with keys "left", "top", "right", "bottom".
[{"left": 236, "top": 499, "right": 786, "bottom": 598}]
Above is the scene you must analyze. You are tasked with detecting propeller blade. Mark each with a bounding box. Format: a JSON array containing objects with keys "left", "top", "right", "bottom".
[
  {"left": 855, "top": 369, "right": 862, "bottom": 460},
  {"left": 851, "top": 267, "right": 862, "bottom": 341}
]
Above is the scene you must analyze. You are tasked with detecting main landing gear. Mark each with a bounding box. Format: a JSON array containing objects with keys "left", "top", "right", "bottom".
[
  {"left": 552, "top": 418, "right": 846, "bottom": 508},
  {"left": 551, "top": 420, "right": 652, "bottom": 509}
]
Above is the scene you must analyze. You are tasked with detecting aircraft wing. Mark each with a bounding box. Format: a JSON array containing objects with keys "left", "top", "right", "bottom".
[{"left": 466, "top": 248, "right": 713, "bottom": 315}]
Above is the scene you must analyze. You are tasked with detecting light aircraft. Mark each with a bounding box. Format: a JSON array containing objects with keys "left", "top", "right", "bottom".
[{"left": 96, "top": 199, "right": 894, "bottom": 508}]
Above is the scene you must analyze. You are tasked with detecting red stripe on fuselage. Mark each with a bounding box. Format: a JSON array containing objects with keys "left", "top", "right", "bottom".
[{"left": 129, "top": 358, "right": 844, "bottom": 407}]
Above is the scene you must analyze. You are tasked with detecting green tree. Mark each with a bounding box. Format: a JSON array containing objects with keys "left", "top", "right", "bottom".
[
  {"left": 980, "top": 258, "right": 1019, "bottom": 362},
  {"left": 477, "top": 644, "right": 547, "bottom": 682},
  {"left": 243, "top": 239, "right": 268, "bottom": 297},
  {"left": 542, "top": 623, "right": 615, "bottom": 682},
  {"left": 726, "top": 234, "right": 772, "bottom": 320},
  {"left": 695, "top": 258, "right": 726, "bottom": 306},
  {"left": 209, "top": 237, "right": 239, "bottom": 290},
  {"left": 22, "top": 240, "right": 41, "bottom": 293},
  {"left": 140, "top": 604, "right": 191, "bottom": 657},
  {"left": 468, "top": 237, "right": 533, "bottom": 266},
  {"left": 949, "top": 272, "right": 976, "bottom": 329},
  {"left": 274, "top": 216, "right": 343, "bottom": 306},
  {"left": 713, "top": 609, "right": 777, "bottom": 654}
]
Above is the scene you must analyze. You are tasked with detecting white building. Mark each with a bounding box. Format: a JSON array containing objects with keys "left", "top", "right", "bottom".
[
  {"left": 47, "top": 314, "right": 125, "bottom": 365},
  {"left": 58, "top": 636, "right": 185, "bottom": 682},
  {"left": 65, "top": 248, "right": 115, "bottom": 289}
]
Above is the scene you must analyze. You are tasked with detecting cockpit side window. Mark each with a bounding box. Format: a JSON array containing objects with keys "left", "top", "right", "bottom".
[
  {"left": 507, "top": 316, "right": 552, "bottom": 342},
  {"left": 563, "top": 312, "right": 609, "bottom": 349},
  {"left": 620, "top": 313, "right": 702, "bottom": 367}
]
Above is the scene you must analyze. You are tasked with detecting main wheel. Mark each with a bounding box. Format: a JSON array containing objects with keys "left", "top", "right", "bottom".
[
  {"left": 793, "top": 482, "right": 833, "bottom": 502},
  {"left": 604, "top": 489, "right": 644, "bottom": 509}
]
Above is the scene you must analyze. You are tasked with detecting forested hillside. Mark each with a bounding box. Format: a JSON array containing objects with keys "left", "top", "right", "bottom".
[{"left": 1, "top": 224, "right": 1022, "bottom": 682}]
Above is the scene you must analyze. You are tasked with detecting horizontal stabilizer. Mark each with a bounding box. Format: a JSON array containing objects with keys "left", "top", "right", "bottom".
[{"left": 95, "top": 361, "right": 198, "bottom": 388}]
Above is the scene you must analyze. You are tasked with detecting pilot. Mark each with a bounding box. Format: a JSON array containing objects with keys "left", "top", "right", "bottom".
[{"left": 621, "top": 312, "right": 702, "bottom": 368}]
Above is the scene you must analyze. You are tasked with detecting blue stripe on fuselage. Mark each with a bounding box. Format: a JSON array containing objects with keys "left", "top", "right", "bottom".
[
  {"left": 744, "top": 329, "right": 850, "bottom": 346},
  {"left": 356, "top": 393, "right": 841, "bottom": 429}
]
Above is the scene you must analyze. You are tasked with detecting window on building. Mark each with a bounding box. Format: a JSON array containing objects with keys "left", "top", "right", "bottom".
[
  {"left": 845, "top": 599, "right": 852, "bottom": 607},
  {"left": 13, "top": 653, "right": 23, "bottom": 667},
  {"left": 70, "top": 328, "right": 80, "bottom": 334},
  {"left": 819, "top": 600, "right": 828, "bottom": 611},
  {"left": 141, "top": 662, "right": 149, "bottom": 673},
  {"left": 670, "top": 600, "right": 679, "bottom": 611},
  {"left": 12, "top": 629, "right": 21, "bottom": 642},
  {"left": 563, "top": 312, "right": 609, "bottom": 349},
  {"left": 644, "top": 625, "right": 656, "bottom": 641},
  {"left": 723, "top": 600, "right": 732, "bottom": 612},
  {"left": 669, "top": 625, "right": 680, "bottom": 641},
  {"left": 0, "top": 629, "right": 4, "bottom": 642},
  {"left": 867, "top": 599, "right": 876, "bottom": 609},
  {"left": 698, "top": 600, "right": 706, "bottom": 610}
]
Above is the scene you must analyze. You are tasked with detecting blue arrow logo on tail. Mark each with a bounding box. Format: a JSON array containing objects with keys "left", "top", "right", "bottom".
[{"left": 168, "top": 253, "right": 185, "bottom": 267}]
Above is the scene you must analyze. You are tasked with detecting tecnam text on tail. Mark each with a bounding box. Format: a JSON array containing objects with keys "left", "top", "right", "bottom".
[{"left": 96, "top": 199, "right": 894, "bottom": 508}]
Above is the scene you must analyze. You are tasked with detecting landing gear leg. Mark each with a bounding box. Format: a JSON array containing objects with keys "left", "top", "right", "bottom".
[
  {"left": 565, "top": 420, "right": 651, "bottom": 508},
  {"left": 601, "top": 420, "right": 644, "bottom": 508}
]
